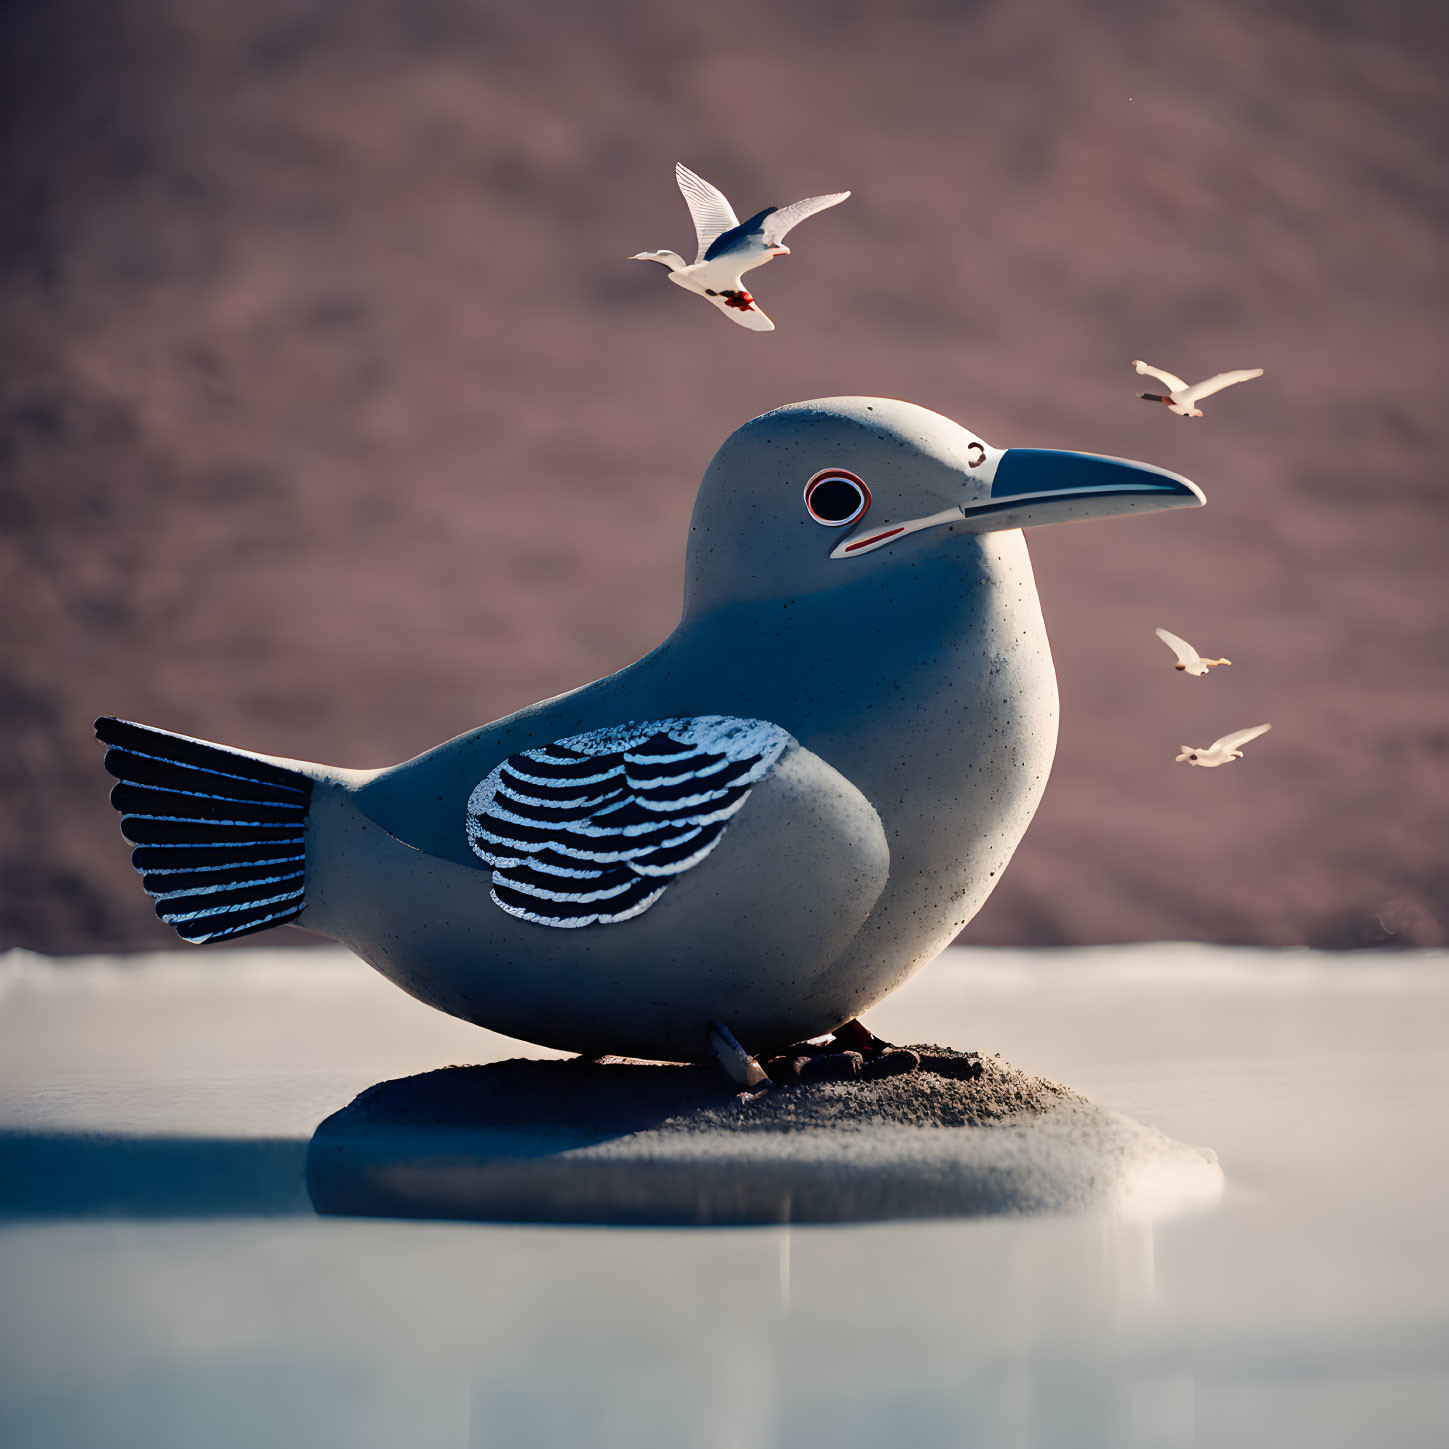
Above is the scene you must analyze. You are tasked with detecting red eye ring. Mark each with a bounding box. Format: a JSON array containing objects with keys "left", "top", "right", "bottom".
[{"left": 804, "top": 469, "right": 871, "bottom": 527}]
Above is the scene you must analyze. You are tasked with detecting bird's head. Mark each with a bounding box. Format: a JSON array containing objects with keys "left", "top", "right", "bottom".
[
  {"left": 629, "top": 250, "right": 687, "bottom": 271},
  {"left": 1176, "top": 749, "right": 1200, "bottom": 764},
  {"left": 682, "top": 397, "right": 1204, "bottom": 614}
]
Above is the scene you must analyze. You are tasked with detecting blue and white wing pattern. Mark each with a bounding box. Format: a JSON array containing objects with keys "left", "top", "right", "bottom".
[{"left": 466, "top": 716, "right": 793, "bottom": 929}]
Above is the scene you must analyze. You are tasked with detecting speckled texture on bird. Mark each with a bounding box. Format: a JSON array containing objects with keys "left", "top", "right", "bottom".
[
  {"left": 331, "top": 1045, "right": 1080, "bottom": 1137},
  {"left": 93, "top": 393, "right": 1202, "bottom": 1058}
]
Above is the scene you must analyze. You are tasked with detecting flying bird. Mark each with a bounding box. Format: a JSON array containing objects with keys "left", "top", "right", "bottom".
[
  {"left": 1176, "top": 724, "right": 1271, "bottom": 768},
  {"left": 96, "top": 397, "right": 1203, "bottom": 1073},
  {"left": 629, "top": 163, "right": 850, "bottom": 331},
  {"left": 1155, "top": 626, "right": 1230, "bottom": 676},
  {"left": 1133, "top": 360, "right": 1264, "bottom": 417}
]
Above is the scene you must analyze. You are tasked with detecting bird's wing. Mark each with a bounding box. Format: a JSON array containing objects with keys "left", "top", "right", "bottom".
[
  {"left": 467, "top": 717, "right": 792, "bottom": 928},
  {"left": 1154, "top": 627, "right": 1200, "bottom": 667},
  {"left": 703, "top": 207, "right": 778, "bottom": 262},
  {"left": 703, "top": 290, "right": 776, "bottom": 331},
  {"left": 761, "top": 191, "right": 851, "bottom": 245},
  {"left": 675, "top": 163, "right": 740, "bottom": 263},
  {"left": 1180, "top": 369, "right": 1264, "bottom": 405},
  {"left": 1209, "top": 722, "right": 1271, "bottom": 754},
  {"left": 1132, "top": 360, "right": 1189, "bottom": 393}
]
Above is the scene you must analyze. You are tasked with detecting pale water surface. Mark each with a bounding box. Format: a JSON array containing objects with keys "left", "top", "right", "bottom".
[{"left": 1, "top": 943, "right": 1446, "bottom": 1448}]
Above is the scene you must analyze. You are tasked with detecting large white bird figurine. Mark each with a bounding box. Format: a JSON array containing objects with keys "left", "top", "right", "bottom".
[
  {"left": 630, "top": 163, "right": 850, "bottom": 331},
  {"left": 1155, "top": 626, "right": 1230, "bottom": 676},
  {"left": 1133, "top": 360, "right": 1263, "bottom": 417},
  {"left": 1176, "top": 724, "right": 1271, "bottom": 768}
]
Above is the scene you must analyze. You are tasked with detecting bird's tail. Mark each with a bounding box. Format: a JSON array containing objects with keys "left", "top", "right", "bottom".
[{"left": 96, "top": 717, "right": 314, "bottom": 943}]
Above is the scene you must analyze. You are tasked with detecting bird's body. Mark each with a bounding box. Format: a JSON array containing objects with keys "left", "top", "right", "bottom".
[
  {"left": 1154, "top": 626, "right": 1230, "bottom": 676},
  {"left": 1176, "top": 724, "right": 1271, "bottom": 768},
  {"left": 99, "top": 398, "right": 1203, "bottom": 1063},
  {"left": 1133, "top": 360, "right": 1264, "bottom": 417},
  {"left": 629, "top": 247, "right": 777, "bottom": 332},
  {"left": 630, "top": 164, "right": 850, "bottom": 331}
]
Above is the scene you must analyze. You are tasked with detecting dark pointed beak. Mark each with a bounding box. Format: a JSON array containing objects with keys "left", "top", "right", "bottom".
[
  {"left": 962, "top": 448, "right": 1204, "bottom": 531},
  {"left": 829, "top": 445, "right": 1204, "bottom": 559}
]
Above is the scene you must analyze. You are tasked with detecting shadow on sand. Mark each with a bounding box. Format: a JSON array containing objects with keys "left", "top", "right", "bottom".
[{"left": 0, "top": 1131, "right": 310, "bottom": 1219}]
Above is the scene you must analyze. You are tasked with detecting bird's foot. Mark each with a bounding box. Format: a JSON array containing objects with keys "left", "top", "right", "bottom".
[
  {"left": 711, "top": 1019, "right": 921, "bottom": 1095},
  {"left": 710, "top": 1020, "right": 769, "bottom": 1092},
  {"left": 720, "top": 289, "right": 756, "bottom": 312},
  {"left": 763, "top": 1021, "right": 920, "bottom": 1087},
  {"left": 830, "top": 1017, "right": 886, "bottom": 1053}
]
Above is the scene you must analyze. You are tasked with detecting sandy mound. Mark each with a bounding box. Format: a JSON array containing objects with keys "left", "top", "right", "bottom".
[{"left": 306, "top": 1047, "right": 1220, "bottom": 1225}]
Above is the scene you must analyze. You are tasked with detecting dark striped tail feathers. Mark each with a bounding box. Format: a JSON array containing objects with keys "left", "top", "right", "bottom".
[{"left": 96, "top": 717, "right": 313, "bottom": 944}]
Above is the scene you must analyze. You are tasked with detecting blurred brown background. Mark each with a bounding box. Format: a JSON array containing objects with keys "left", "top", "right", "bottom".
[{"left": 2, "top": 0, "right": 1446, "bottom": 953}]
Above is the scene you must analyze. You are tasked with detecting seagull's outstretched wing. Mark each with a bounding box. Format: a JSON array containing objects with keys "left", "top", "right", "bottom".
[
  {"left": 1132, "top": 360, "right": 1189, "bottom": 393},
  {"left": 761, "top": 190, "right": 851, "bottom": 245},
  {"left": 1154, "top": 626, "right": 1201, "bottom": 668},
  {"left": 1209, "top": 723, "right": 1271, "bottom": 754},
  {"left": 467, "top": 717, "right": 792, "bottom": 928},
  {"left": 675, "top": 163, "right": 740, "bottom": 263},
  {"left": 1180, "top": 369, "right": 1264, "bottom": 405},
  {"left": 703, "top": 291, "right": 775, "bottom": 331}
]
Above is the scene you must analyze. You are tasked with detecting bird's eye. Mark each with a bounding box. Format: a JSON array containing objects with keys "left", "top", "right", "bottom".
[
  {"left": 804, "top": 469, "right": 870, "bottom": 527},
  {"left": 1189, "top": 754, "right": 1198, "bottom": 761}
]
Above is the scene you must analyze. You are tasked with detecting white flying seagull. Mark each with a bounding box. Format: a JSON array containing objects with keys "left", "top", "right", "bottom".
[
  {"left": 1133, "top": 360, "right": 1264, "bottom": 417},
  {"left": 1155, "top": 626, "right": 1230, "bottom": 676},
  {"left": 630, "top": 163, "right": 850, "bottom": 332},
  {"left": 1176, "top": 723, "right": 1271, "bottom": 768}
]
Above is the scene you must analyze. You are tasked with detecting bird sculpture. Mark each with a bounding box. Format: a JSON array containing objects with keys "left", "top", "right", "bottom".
[
  {"left": 1176, "top": 724, "right": 1271, "bottom": 768},
  {"left": 1155, "top": 626, "right": 1230, "bottom": 676},
  {"left": 1133, "top": 360, "right": 1263, "bottom": 417},
  {"left": 97, "top": 397, "right": 1203, "bottom": 1074},
  {"left": 629, "top": 163, "right": 849, "bottom": 331}
]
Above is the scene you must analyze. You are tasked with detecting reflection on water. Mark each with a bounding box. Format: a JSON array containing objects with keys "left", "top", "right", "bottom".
[
  {"left": 448, "top": 1214, "right": 1183, "bottom": 1449},
  {"left": 0, "top": 1210, "right": 1197, "bottom": 1449}
]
